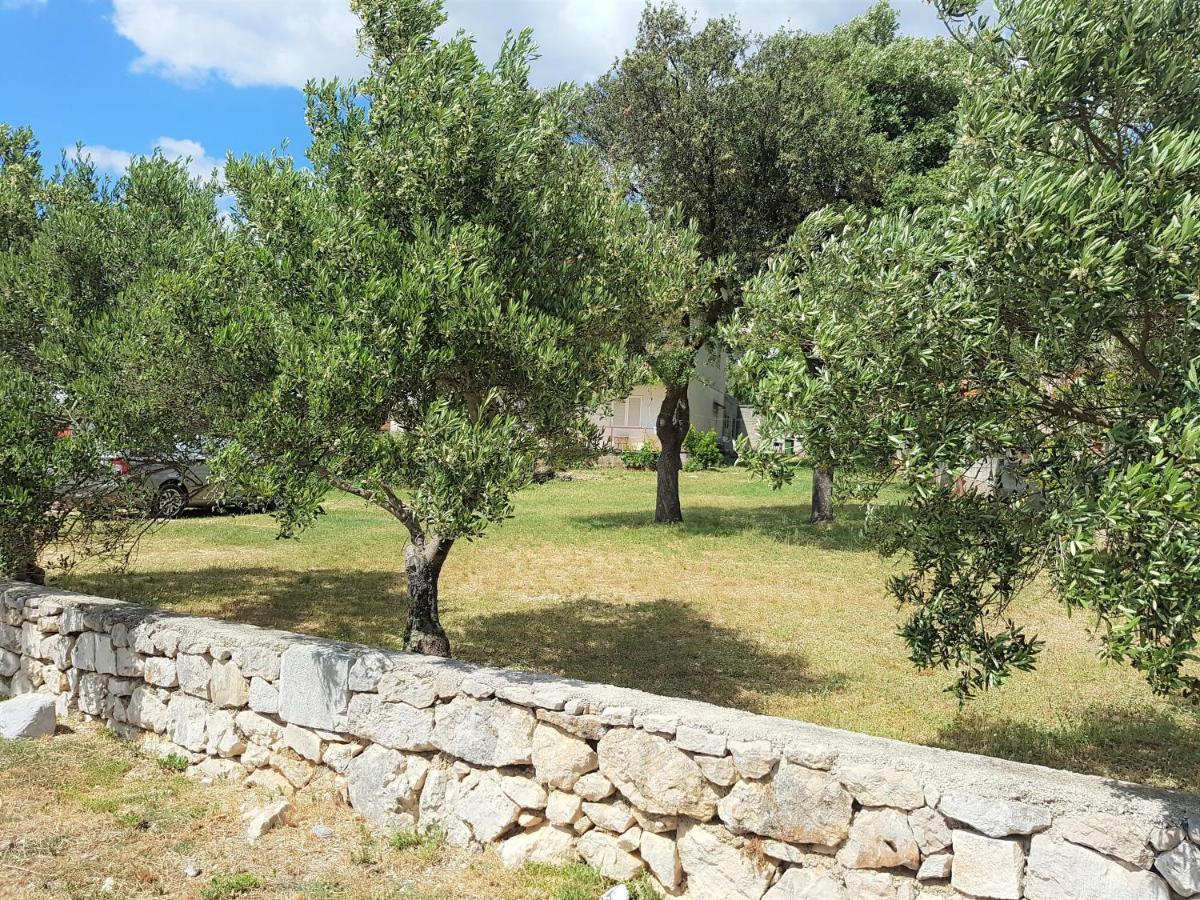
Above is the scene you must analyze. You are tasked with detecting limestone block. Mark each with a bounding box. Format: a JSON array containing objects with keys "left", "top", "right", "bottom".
[
  {"left": 718, "top": 762, "right": 852, "bottom": 847},
  {"left": 546, "top": 790, "right": 583, "bottom": 826},
  {"left": 764, "top": 868, "right": 847, "bottom": 899},
  {"left": 939, "top": 792, "right": 1051, "bottom": 837},
  {"left": 433, "top": 696, "right": 536, "bottom": 767},
  {"left": 245, "top": 798, "right": 293, "bottom": 842},
  {"left": 838, "top": 766, "right": 924, "bottom": 810},
  {"left": 0, "top": 649, "right": 19, "bottom": 678},
  {"left": 277, "top": 644, "right": 352, "bottom": 731},
  {"left": 951, "top": 831, "right": 1024, "bottom": 899},
  {"left": 248, "top": 677, "right": 280, "bottom": 714},
  {"left": 168, "top": 695, "right": 210, "bottom": 752},
  {"left": 209, "top": 660, "right": 249, "bottom": 708},
  {"left": 1026, "top": 834, "right": 1169, "bottom": 899},
  {"left": 232, "top": 644, "right": 280, "bottom": 681},
  {"left": 697, "top": 753, "right": 737, "bottom": 786},
  {"left": 675, "top": 724, "right": 726, "bottom": 756},
  {"left": 916, "top": 852, "right": 952, "bottom": 880},
  {"left": 176, "top": 654, "right": 211, "bottom": 699},
  {"left": 499, "top": 824, "right": 577, "bottom": 868},
  {"left": 346, "top": 693, "right": 435, "bottom": 752},
  {"left": 0, "top": 694, "right": 56, "bottom": 739},
  {"left": 598, "top": 728, "right": 718, "bottom": 819},
  {"left": 321, "top": 740, "right": 363, "bottom": 773},
  {"left": 1153, "top": 840, "right": 1200, "bottom": 898},
  {"left": 532, "top": 721, "right": 597, "bottom": 790},
  {"left": 78, "top": 673, "right": 108, "bottom": 716},
  {"left": 347, "top": 650, "right": 388, "bottom": 692},
  {"left": 346, "top": 744, "right": 426, "bottom": 830},
  {"left": 127, "top": 685, "right": 170, "bottom": 733},
  {"left": 205, "top": 711, "right": 245, "bottom": 757},
  {"left": 499, "top": 773, "right": 548, "bottom": 810},
  {"left": 283, "top": 723, "right": 323, "bottom": 762},
  {"left": 640, "top": 829, "right": 682, "bottom": 891},
  {"left": 39, "top": 634, "right": 74, "bottom": 671},
  {"left": 836, "top": 807, "right": 920, "bottom": 870},
  {"left": 582, "top": 798, "right": 636, "bottom": 834},
  {"left": 677, "top": 819, "right": 775, "bottom": 900},
  {"left": 234, "top": 709, "right": 284, "bottom": 746},
  {"left": 908, "top": 805, "right": 952, "bottom": 855},
  {"left": 577, "top": 829, "right": 644, "bottom": 882},
  {"left": 573, "top": 772, "right": 615, "bottom": 801},
  {"left": 1060, "top": 813, "right": 1153, "bottom": 868},
  {"left": 728, "top": 739, "right": 779, "bottom": 779},
  {"left": 114, "top": 647, "right": 143, "bottom": 678},
  {"left": 459, "top": 770, "right": 522, "bottom": 843},
  {"left": 143, "top": 657, "right": 178, "bottom": 688}
]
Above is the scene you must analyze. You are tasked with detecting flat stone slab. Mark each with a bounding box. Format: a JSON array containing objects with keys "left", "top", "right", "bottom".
[{"left": 0, "top": 693, "right": 56, "bottom": 739}]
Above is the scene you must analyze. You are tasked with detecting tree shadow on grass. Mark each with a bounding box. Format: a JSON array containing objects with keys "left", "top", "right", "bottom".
[
  {"left": 449, "top": 595, "right": 848, "bottom": 714},
  {"left": 571, "top": 503, "right": 875, "bottom": 552},
  {"left": 937, "top": 703, "right": 1200, "bottom": 793}
]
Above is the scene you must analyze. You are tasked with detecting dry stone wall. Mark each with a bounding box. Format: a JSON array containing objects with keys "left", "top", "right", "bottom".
[{"left": 3, "top": 580, "right": 1199, "bottom": 899}]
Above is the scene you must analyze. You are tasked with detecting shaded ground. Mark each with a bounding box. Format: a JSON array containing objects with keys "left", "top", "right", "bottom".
[
  {"left": 0, "top": 724, "right": 638, "bottom": 900},
  {"left": 62, "top": 468, "right": 1200, "bottom": 793}
]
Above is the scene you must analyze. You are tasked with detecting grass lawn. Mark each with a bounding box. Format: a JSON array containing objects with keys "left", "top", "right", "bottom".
[
  {"left": 61, "top": 467, "right": 1200, "bottom": 793},
  {"left": 0, "top": 723, "right": 647, "bottom": 899}
]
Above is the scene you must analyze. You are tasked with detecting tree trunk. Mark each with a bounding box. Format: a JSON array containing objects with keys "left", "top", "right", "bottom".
[
  {"left": 655, "top": 382, "right": 689, "bottom": 524},
  {"left": 5, "top": 537, "right": 46, "bottom": 585},
  {"left": 403, "top": 537, "right": 453, "bottom": 656},
  {"left": 810, "top": 464, "right": 834, "bottom": 524}
]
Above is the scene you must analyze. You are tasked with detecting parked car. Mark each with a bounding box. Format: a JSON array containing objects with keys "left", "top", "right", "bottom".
[{"left": 107, "top": 447, "right": 273, "bottom": 518}]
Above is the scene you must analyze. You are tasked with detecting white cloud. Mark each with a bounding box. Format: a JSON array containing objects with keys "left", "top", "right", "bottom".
[
  {"left": 79, "top": 137, "right": 224, "bottom": 181},
  {"left": 110, "top": 0, "right": 946, "bottom": 91}
]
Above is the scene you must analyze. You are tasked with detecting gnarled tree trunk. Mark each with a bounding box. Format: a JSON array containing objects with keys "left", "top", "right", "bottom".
[
  {"left": 810, "top": 464, "right": 834, "bottom": 524},
  {"left": 655, "top": 382, "right": 690, "bottom": 524},
  {"left": 403, "top": 536, "right": 453, "bottom": 656}
]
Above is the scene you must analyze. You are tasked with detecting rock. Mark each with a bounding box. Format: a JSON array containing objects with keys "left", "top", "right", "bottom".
[
  {"left": 232, "top": 645, "right": 280, "bottom": 681},
  {"left": 546, "top": 790, "right": 584, "bottom": 826},
  {"left": 536, "top": 708, "right": 608, "bottom": 740},
  {"left": 277, "top": 644, "right": 352, "bottom": 731},
  {"left": 78, "top": 672, "right": 107, "bottom": 716},
  {"left": 245, "top": 798, "right": 293, "bottom": 842},
  {"left": 1188, "top": 816, "right": 1200, "bottom": 844},
  {"left": 0, "top": 694, "right": 56, "bottom": 739},
  {"left": 127, "top": 685, "right": 169, "bottom": 733},
  {"left": 696, "top": 753, "right": 738, "bottom": 786},
  {"left": 499, "top": 773, "right": 548, "bottom": 810},
  {"left": 190, "top": 757, "right": 245, "bottom": 781},
  {"left": 615, "top": 825, "right": 641, "bottom": 853},
  {"left": 459, "top": 771, "right": 521, "bottom": 843},
  {"left": 248, "top": 677, "right": 279, "bottom": 714},
  {"left": 0, "top": 649, "right": 18, "bottom": 677},
  {"left": 761, "top": 840, "right": 805, "bottom": 864},
  {"left": 209, "top": 660, "right": 248, "bottom": 708},
  {"left": 417, "top": 767, "right": 473, "bottom": 848},
  {"left": 675, "top": 725, "right": 727, "bottom": 756},
  {"left": 582, "top": 799, "right": 636, "bottom": 834},
  {"left": 718, "top": 762, "right": 853, "bottom": 847},
  {"left": 283, "top": 723, "right": 323, "bottom": 763},
  {"left": 1025, "top": 834, "right": 1169, "bottom": 899},
  {"left": 114, "top": 648, "right": 143, "bottom": 678},
  {"left": 600, "top": 887, "right": 629, "bottom": 900},
  {"left": 234, "top": 710, "right": 284, "bottom": 745},
  {"left": 1149, "top": 823, "right": 1185, "bottom": 852},
  {"left": 1060, "top": 814, "right": 1153, "bottom": 868},
  {"left": 270, "top": 751, "right": 315, "bottom": 790},
  {"left": 246, "top": 768, "right": 294, "bottom": 797},
  {"left": 908, "top": 806, "right": 951, "bottom": 855},
  {"left": 632, "top": 807, "right": 678, "bottom": 834},
  {"left": 531, "top": 721, "right": 598, "bottom": 789},
  {"left": 1154, "top": 840, "right": 1200, "bottom": 897},
  {"left": 143, "top": 657, "right": 178, "bottom": 688},
  {"left": 345, "top": 744, "right": 427, "bottom": 828},
  {"left": 676, "top": 819, "right": 775, "bottom": 900},
  {"left": 836, "top": 808, "right": 919, "bottom": 870},
  {"left": 40, "top": 635, "right": 74, "bottom": 671},
  {"left": 433, "top": 696, "right": 535, "bottom": 767},
  {"left": 206, "top": 711, "right": 246, "bottom": 758},
  {"left": 241, "top": 743, "right": 271, "bottom": 769},
  {"left": 598, "top": 706, "right": 634, "bottom": 726},
  {"left": 347, "top": 651, "right": 389, "bottom": 692},
  {"left": 378, "top": 670, "right": 438, "bottom": 708},
  {"left": 346, "top": 694, "right": 436, "bottom": 752},
  {"left": 574, "top": 772, "right": 615, "bottom": 802},
  {"left": 916, "top": 852, "right": 952, "bottom": 880},
  {"left": 176, "top": 654, "right": 211, "bottom": 699},
  {"left": 951, "top": 831, "right": 1024, "bottom": 900},
  {"left": 499, "top": 823, "right": 577, "bottom": 868},
  {"left": 312, "top": 824, "right": 333, "bottom": 839},
  {"left": 321, "top": 741, "right": 363, "bottom": 773},
  {"left": 640, "top": 829, "right": 682, "bottom": 891},
  {"left": 728, "top": 739, "right": 779, "bottom": 779},
  {"left": 838, "top": 766, "right": 924, "bottom": 810},
  {"left": 785, "top": 746, "right": 837, "bottom": 771},
  {"left": 577, "top": 829, "right": 644, "bottom": 882},
  {"left": 764, "top": 867, "right": 847, "bottom": 899},
  {"left": 634, "top": 713, "right": 678, "bottom": 735},
  {"left": 184, "top": 861, "right": 201, "bottom": 878},
  {"left": 939, "top": 792, "right": 1051, "bottom": 838},
  {"left": 518, "top": 812, "right": 544, "bottom": 828},
  {"left": 597, "top": 728, "right": 719, "bottom": 819},
  {"left": 168, "top": 695, "right": 210, "bottom": 752},
  {"left": 842, "top": 871, "right": 913, "bottom": 899}
]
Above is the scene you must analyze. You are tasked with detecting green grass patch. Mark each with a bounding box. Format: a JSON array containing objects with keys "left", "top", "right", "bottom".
[
  {"left": 157, "top": 752, "right": 190, "bottom": 773},
  {"left": 200, "top": 872, "right": 264, "bottom": 900}
]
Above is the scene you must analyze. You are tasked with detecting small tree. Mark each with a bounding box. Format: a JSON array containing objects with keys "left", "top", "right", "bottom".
[
  {"left": 738, "top": 0, "right": 1200, "bottom": 700},
  {"left": 135, "top": 0, "right": 701, "bottom": 655}
]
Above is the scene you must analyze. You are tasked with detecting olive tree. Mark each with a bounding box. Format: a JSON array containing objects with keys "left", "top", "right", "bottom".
[{"left": 737, "top": 0, "right": 1200, "bottom": 699}]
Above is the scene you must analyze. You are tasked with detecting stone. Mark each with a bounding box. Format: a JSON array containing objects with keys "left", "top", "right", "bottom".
[
  {"left": 232, "top": 645, "right": 280, "bottom": 681},
  {"left": 347, "top": 651, "right": 389, "bottom": 691},
  {"left": 234, "top": 710, "right": 284, "bottom": 745},
  {"left": 433, "top": 696, "right": 535, "bottom": 767},
  {"left": 728, "top": 739, "right": 779, "bottom": 779},
  {"left": 127, "top": 685, "right": 170, "bottom": 733},
  {"left": 0, "top": 649, "right": 18, "bottom": 677},
  {"left": 418, "top": 767, "right": 474, "bottom": 848},
  {"left": 785, "top": 745, "right": 837, "bottom": 771},
  {"left": 1060, "top": 813, "right": 1153, "bottom": 868},
  {"left": 277, "top": 644, "right": 353, "bottom": 731},
  {"left": 0, "top": 694, "right": 56, "bottom": 739},
  {"left": 78, "top": 672, "right": 108, "bottom": 716},
  {"left": 241, "top": 743, "right": 271, "bottom": 769},
  {"left": 245, "top": 798, "right": 293, "bottom": 842},
  {"left": 536, "top": 708, "right": 608, "bottom": 741},
  {"left": 176, "top": 654, "right": 211, "bottom": 699},
  {"left": 836, "top": 807, "right": 919, "bottom": 870},
  {"left": 597, "top": 728, "right": 719, "bottom": 819},
  {"left": 939, "top": 792, "right": 1051, "bottom": 838},
  {"left": 459, "top": 771, "right": 521, "bottom": 843},
  {"left": 190, "top": 757, "right": 245, "bottom": 781},
  {"left": 676, "top": 819, "right": 775, "bottom": 900},
  {"left": 346, "top": 693, "right": 435, "bottom": 752},
  {"left": 597, "top": 706, "right": 634, "bottom": 726},
  {"left": 246, "top": 768, "right": 294, "bottom": 797},
  {"left": 577, "top": 829, "right": 644, "bottom": 882},
  {"left": 547, "top": 790, "right": 583, "bottom": 826},
  {"left": 764, "top": 868, "right": 847, "bottom": 899},
  {"left": 908, "top": 806, "right": 952, "bottom": 854},
  {"left": 143, "top": 657, "right": 178, "bottom": 688},
  {"left": 1025, "top": 834, "right": 1169, "bottom": 900},
  {"left": 582, "top": 799, "right": 636, "bottom": 834},
  {"left": 206, "top": 711, "right": 246, "bottom": 758},
  {"left": 635, "top": 713, "right": 678, "bottom": 735},
  {"left": 378, "top": 670, "right": 438, "bottom": 708},
  {"left": 499, "top": 824, "right": 577, "bottom": 868},
  {"left": 842, "top": 871, "right": 913, "bottom": 900},
  {"left": 718, "top": 762, "right": 853, "bottom": 847},
  {"left": 574, "top": 772, "right": 615, "bottom": 801},
  {"left": 675, "top": 725, "right": 727, "bottom": 756},
  {"left": 518, "top": 812, "right": 544, "bottom": 828},
  {"left": 632, "top": 807, "right": 678, "bottom": 834},
  {"left": 153, "top": 628, "right": 181, "bottom": 657},
  {"left": 640, "top": 829, "right": 682, "bottom": 891},
  {"left": 114, "top": 648, "right": 143, "bottom": 678},
  {"left": 168, "top": 695, "right": 210, "bottom": 752},
  {"left": 71, "top": 631, "right": 96, "bottom": 671},
  {"left": 312, "top": 825, "right": 334, "bottom": 839},
  {"left": 532, "top": 721, "right": 598, "bottom": 789},
  {"left": 346, "top": 744, "right": 426, "bottom": 830},
  {"left": 248, "top": 677, "right": 280, "bottom": 714},
  {"left": 1188, "top": 816, "right": 1200, "bottom": 844},
  {"left": 209, "top": 660, "right": 249, "bottom": 708},
  {"left": 696, "top": 753, "right": 738, "bottom": 786},
  {"left": 761, "top": 840, "right": 805, "bottom": 864},
  {"left": 321, "top": 740, "right": 363, "bottom": 773},
  {"left": 270, "top": 751, "right": 315, "bottom": 790},
  {"left": 500, "top": 773, "right": 548, "bottom": 810},
  {"left": 601, "top": 886, "right": 629, "bottom": 900},
  {"left": 916, "top": 852, "right": 952, "bottom": 881},
  {"left": 838, "top": 766, "right": 924, "bottom": 810},
  {"left": 615, "top": 825, "right": 641, "bottom": 853},
  {"left": 1150, "top": 823, "right": 1185, "bottom": 852},
  {"left": 283, "top": 723, "right": 323, "bottom": 762},
  {"left": 40, "top": 634, "right": 74, "bottom": 671},
  {"left": 1154, "top": 840, "right": 1200, "bottom": 897},
  {"left": 951, "top": 831, "right": 1024, "bottom": 900}
]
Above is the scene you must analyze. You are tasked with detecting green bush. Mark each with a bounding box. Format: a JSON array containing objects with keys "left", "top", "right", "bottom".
[
  {"left": 683, "top": 427, "right": 723, "bottom": 469},
  {"left": 620, "top": 445, "right": 660, "bottom": 470}
]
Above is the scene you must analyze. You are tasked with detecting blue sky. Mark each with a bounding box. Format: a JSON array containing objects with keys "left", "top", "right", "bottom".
[{"left": 1, "top": 0, "right": 946, "bottom": 180}]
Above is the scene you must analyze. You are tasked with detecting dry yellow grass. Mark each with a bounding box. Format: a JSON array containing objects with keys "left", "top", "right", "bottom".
[
  {"left": 0, "top": 723, "right": 628, "bottom": 899},
  {"left": 60, "top": 468, "right": 1200, "bottom": 793}
]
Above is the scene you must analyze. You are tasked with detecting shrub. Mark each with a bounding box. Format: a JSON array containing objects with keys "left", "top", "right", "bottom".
[
  {"left": 620, "top": 444, "right": 660, "bottom": 470},
  {"left": 683, "top": 427, "right": 723, "bottom": 469}
]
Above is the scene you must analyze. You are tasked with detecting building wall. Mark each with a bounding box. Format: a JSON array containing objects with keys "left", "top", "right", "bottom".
[{"left": 3, "top": 580, "right": 1197, "bottom": 899}]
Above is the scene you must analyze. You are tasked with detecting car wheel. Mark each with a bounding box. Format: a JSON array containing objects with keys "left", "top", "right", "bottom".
[{"left": 154, "top": 483, "right": 188, "bottom": 519}]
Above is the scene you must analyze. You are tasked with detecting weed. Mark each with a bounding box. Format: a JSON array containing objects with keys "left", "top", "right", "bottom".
[
  {"left": 200, "top": 871, "right": 264, "bottom": 899},
  {"left": 158, "top": 752, "right": 190, "bottom": 773}
]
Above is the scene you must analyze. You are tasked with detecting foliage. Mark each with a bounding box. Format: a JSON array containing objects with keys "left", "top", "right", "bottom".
[
  {"left": 200, "top": 872, "right": 263, "bottom": 900},
  {"left": 620, "top": 445, "right": 661, "bottom": 471},
  {"left": 735, "top": 0, "right": 1200, "bottom": 700},
  {"left": 156, "top": 752, "right": 190, "bottom": 773},
  {"left": 682, "top": 426, "right": 723, "bottom": 469}
]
